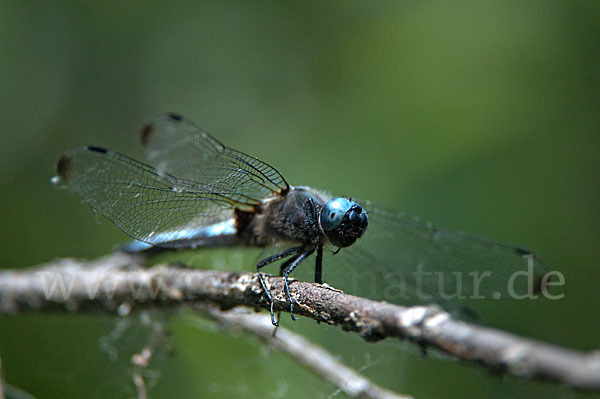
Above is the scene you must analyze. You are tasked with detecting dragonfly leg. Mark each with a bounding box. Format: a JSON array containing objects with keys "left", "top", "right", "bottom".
[
  {"left": 282, "top": 247, "right": 316, "bottom": 321},
  {"left": 314, "top": 243, "right": 323, "bottom": 284},
  {"left": 304, "top": 197, "right": 324, "bottom": 284},
  {"left": 257, "top": 246, "right": 304, "bottom": 326},
  {"left": 278, "top": 256, "right": 295, "bottom": 276}
]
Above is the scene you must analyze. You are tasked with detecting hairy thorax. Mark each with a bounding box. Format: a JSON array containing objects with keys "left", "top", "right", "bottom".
[{"left": 235, "top": 187, "right": 331, "bottom": 247}]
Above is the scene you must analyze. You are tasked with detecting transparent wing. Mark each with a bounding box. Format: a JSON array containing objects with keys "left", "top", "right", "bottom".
[
  {"left": 52, "top": 146, "right": 258, "bottom": 246},
  {"left": 140, "top": 113, "right": 289, "bottom": 202},
  {"left": 326, "top": 203, "right": 548, "bottom": 305}
]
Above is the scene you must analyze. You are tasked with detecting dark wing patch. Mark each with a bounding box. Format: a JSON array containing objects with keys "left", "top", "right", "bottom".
[
  {"left": 56, "top": 155, "right": 73, "bottom": 180},
  {"left": 140, "top": 122, "right": 154, "bottom": 146},
  {"left": 87, "top": 146, "right": 107, "bottom": 154},
  {"left": 167, "top": 112, "right": 183, "bottom": 122}
]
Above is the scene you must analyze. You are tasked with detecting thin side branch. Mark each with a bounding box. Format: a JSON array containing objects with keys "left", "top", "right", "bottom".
[
  {"left": 1, "top": 254, "right": 599, "bottom": 391},
  {"left": 198, "top": 304, "right": 411, "bottom": 399},
  {"left": 0, "top": 356, "right": 4, "bottom": 399}
]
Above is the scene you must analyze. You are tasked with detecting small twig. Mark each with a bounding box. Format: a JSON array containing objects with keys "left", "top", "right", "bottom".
[
  {"left": 131, "top": 346, "right": 153, "bottom": 399},
  {"left": 1, "top": 254, "right": 599, "bottom": 392},
  {"left": 129, "top": 312, "right": 169, "bottom": 399},
  {"left": 0, "top": 356, "right": 4, "bottom": 399},
  {"left": 197, "top": 304, "right": 411, "bottom": 399},
  {"left": 132, "top": 372, "right": 146, "bottom": 399},
  {"left": 0, "top": 358, "right": 37, "bottom": 399}
]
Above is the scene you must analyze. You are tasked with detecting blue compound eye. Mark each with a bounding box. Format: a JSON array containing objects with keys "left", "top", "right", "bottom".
[{"left": 320, "top": 198, "right": 353, "bottom": 231}]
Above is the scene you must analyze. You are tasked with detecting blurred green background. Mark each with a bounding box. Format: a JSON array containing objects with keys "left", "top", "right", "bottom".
[{"left": 1, "top": 1, "right": 599, "bottom": 398}]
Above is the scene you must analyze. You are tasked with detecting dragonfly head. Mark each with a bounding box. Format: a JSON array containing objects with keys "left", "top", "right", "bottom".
[{"left": 320, "top": 197, "right": 368, "bottom": 248}]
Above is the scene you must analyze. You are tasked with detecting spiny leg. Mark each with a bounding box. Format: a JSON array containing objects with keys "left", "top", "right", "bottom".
[
  {"left": 257, "top": 246, "right": 303, "bottom": 326},
  {"left": 305, "top": 198, "right": 324, "bottom": 285},
  {"left": 274, "top": 257, "right": 296, "bottom": 329},
  {"left": 282, "top": 247, "right": 315, "bottom": 321},
  {"left": 279, "top": 256, "right": 296, "bottom": 277},
  {"left": 315, "top": 243, "right": 323, "bottom": 284}
]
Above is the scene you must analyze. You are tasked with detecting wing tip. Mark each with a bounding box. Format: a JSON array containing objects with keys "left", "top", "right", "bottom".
[
  {"left": 141, "top": 113, "right": 184, "bottom": 146},
  {"left": 515, "top": 248, "right": 551, "bottom": 294},
  {"left": 55, "top": 154, "right": 73, "bottom": 182},
  {"left": 514, "top": 247, "right": 531, "bottom": 257},
  {"left": 87, "top": 145, "right": 107, "bottom": 154},
  {"left": 166, "top": 112, "right": 183, "bottom": 122},
  {"left": 140, "top": 121, "right": 154, "bottom": 146}
]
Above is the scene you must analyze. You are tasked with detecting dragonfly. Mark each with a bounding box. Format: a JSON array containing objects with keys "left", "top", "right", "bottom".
[{"left": 53, "top": 113, "right": 548, "bottom": 325}]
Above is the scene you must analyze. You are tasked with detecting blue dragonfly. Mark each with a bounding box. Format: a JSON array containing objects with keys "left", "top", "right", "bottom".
[{"left": 53, "top": 113, "right": 548, "bottom": 325}]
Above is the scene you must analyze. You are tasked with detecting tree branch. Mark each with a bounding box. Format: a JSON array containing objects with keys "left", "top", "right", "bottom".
[
  {"left": 198, "top": 304, "right": 411, "bottom": 399},
  {"left": 1, "top": 254, "right": 599, "bottom": 392},
  {"left": 0, "top": 356, "right": 4, "bottom": 399}
]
